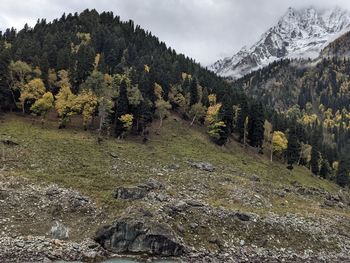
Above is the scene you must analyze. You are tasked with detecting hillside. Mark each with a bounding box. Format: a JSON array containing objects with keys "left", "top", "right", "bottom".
[{"left": 1, "top": 114, "right": 350, "bottom": 262}]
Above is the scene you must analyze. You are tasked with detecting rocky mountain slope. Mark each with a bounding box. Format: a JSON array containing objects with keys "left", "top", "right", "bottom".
[
  {"left": 322, "top": 30, "right": 350, "bottom": 57},
  {"left": 211, "top": 6, "right": 350, "bottom": 78},
  {"left": 1, "top": 114, "right": 350, "bottom": 262}
]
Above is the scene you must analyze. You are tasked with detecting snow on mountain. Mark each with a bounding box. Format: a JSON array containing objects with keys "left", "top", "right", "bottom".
[{"left": 211, "top": 7, "right": 350, "bottom": 79}]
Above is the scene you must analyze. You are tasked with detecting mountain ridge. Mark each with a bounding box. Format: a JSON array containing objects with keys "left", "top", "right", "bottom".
[{"left": 211, "top": 6, "right": 350, "bottom": 79}]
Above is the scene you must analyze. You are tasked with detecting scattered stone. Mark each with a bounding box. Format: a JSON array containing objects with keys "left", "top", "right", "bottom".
[
  {"left": 50, "top": 221, "right": 69, "bottom": 240},
  {"left": 249, "top": 174, "right": 261, "bottom": 182},
  {"left": 169, "top": 200, "right": 188, "bottom": 213},
  {"left": 1, "top": 139, "right": 19, "bottom": 146},
  {"left": 188, "top": 160, "right": 215, "bottom": 172},
  {"left": 109, "top": 152, "right": 118, "bottom": 158},
  {"left": 190, "top": 223, "right": 198, "bottom": 229},
  {"left": 186, "top": 200, "right": 205, "bottom": 207},
  {"left": 112, "top": 186, "right": 148, "bottom": 200},
  {"left": 235, "top": 212, "right": 250, "bottom": 222},
  {"left": 276, "top": 190, "right": 286, "bottom": 198},
  {"left": 140, "top": 179, "right": 165, "bottom": 190}
]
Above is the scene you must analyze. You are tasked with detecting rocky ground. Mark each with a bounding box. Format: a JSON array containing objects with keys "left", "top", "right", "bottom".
[{"left": 1, "top": 170, "right": 350, "bottom": 263}]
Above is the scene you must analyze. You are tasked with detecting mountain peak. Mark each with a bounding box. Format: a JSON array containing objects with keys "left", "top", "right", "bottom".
[{"left": 211, "top": 6, "right": 350, "bottom": 79}]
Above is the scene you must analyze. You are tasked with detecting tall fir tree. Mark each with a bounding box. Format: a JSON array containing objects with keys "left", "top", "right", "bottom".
[
  {"left": 247, "top": 102, "right": 265, "bottom": 150},
  {"left": 310, "top": 125, "right": 322, "bottom": 175},
  {"left": 189, "top": 77, "right": 198, "bottom": 106},
  {"left": 336, "top": 145, "right": 350, "bottom": 187},
  {"left": 285, "top": 125, "right": 300, "bottom": 170},
  {"left": 114, "top": 80, "right": 129, "bottom": 137},
  {"left": 237, "top": 97, "right": 248, "bottom": 142}
]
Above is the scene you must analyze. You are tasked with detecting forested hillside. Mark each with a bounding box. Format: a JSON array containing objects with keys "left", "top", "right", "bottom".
[
  {"left": 235, "top": 52, "right": 350, "bottom": 186},
  {"left": 0, "top": 9, "right": 248, "bottom": 143}
]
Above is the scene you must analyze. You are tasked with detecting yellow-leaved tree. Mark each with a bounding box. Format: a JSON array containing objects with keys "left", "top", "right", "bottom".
[
  {"left": 30, "top": 92, "right": 54, "bottom": 126},
  {"left": 272, "top": 131, "right": 288, "bottom": 161},
  {"left": 168, "top": 85, "right": 186, "bottom": 114},
  {"left": 76, "top": 89, "right": 98, "bottom": 130},
  {"left": 205, "top": 94, "right": 226, "bottom": 140},
  {"left": 118, "top": 114, "right": 134, "bottom": 134},
  {"left": 19, "top": 78, "right": 46, "bottom": 113},
  {"left": 154, "top": 83, "right": 172, "bottom": 129},
  {"left": 55, "top": 85, "right": 80, "bottom": 128}
]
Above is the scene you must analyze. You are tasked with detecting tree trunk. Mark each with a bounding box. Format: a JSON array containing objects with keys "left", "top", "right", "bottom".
[
  {"left": 190, "top": 115, "right": 196, "bottom": 126},
  {"left": 159, "top": 118, "right": 163, "bottom": 129},
  {"left": 1, "top": 144, "right": 5, "bottom": 170},
  {"left": 98, "top": 115, "right": 104, "bottom": 137},
  {"left": 270, "top": 143, "right": 273, "bottom": 162}
]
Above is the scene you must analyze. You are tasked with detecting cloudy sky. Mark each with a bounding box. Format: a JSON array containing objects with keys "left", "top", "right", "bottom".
[{"left": 1, "top": 0, "right": 350, "bottom": 66}]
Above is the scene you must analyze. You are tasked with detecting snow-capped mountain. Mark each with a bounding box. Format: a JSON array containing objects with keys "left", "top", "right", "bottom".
[{"left": 211, "top": 7, "right": 350, "bottom": 79}]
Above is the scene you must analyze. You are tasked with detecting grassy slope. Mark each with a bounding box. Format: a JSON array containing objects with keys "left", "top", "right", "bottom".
[
  {"left": 2, "top": 114, "right": 350, "bottom": 252},
  {"left": 0, "top": 114, "right": 342, "bottom": 215}
]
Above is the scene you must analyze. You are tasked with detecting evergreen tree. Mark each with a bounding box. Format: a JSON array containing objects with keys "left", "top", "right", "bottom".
[
  {"left": 320, "top": 159, "right": 331, "bottom": 179},
  {"left": 336, "top": 145, "right": 350, "bottom": 187},
  {"left": 114, "top": 80, "right": 129, "bottom": 137},
  {"left": 248, "top": 102, "right": 265, "bottom": 150},
  {"left": 237, "top": 97, "right": 248, "bottom": 142},
  {"left": 75, "top": 44, "right": 95, "bottom": 88},
  {"left": 285, "top": 125, "right": 300, "bottom": 170},
  {"left": 310, "top": 126, "right": 322, "bottom": 175},
  {"left": 219, "top": 97, "right": 234, "bottom": 140},
  {"left": 189, "top": 77, "right": 198, "bottom": 106}
]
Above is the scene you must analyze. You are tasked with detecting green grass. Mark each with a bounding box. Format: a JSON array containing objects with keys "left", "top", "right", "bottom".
[{"left": 0, "top": 114, "right": 344, "bottom": 218}]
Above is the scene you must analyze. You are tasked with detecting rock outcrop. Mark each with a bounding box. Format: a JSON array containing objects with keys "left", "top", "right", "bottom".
[{"left": 95, "top": 219, "right": 187, "bottom": 256}]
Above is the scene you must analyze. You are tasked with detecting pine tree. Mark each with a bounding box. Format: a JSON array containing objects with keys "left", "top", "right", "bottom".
[
  {"left": 286, "top": 125, "right": 300, "bottom": 170},
  {"left": 310, "top": 126, "right": 322, "bottom": 175},
  {"left": 320, "top": 159, "right": 331, "bottom": 179},
  {"left": 189, "top": 77, "right": 198, "bottom": 106},
  {"left": 237, "top": 97, "right": 248, "bottom": 142},
  {"left": 114, "top": 80, "right": 129, "bottom": 137},
  {"left": 336, "top": 145, "right": 350, "bottom": 187},
  {"left": 248, "top": 102, "right": 265, "bottom": 150}
]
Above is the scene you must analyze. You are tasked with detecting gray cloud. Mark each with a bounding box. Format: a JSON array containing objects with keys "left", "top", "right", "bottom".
[{"left": 1, "top": 0, "right": 350, "bottom": 66}]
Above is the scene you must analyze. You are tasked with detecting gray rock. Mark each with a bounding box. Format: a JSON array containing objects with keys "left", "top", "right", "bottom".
[
  {"left": 276, "top": 190, "right": 286, "bottom": 198},
  {"left": 1, "top": 139, "right": 19, "bottom": 146},
  {"left": 235, "top": 212, "right": 250, "bottom": 222},
  {"left": 249, "top": 174, "right": 261, "bottom": 182},
  {"left": 112, "top": 186, "right": 148, "bottom": 200},
  {"left": 169, "top": 200, "right": 188, "bottom": 213},
  {"left": 140, "top": 179, "right": 165, "bottom": 190},
  {"left": 187, "top": 160, "right": 215, "bottom": 172},
  {"left": 94, "top": 219, "right": 187, "bottom": 256},
  {"left": 186, "top": 200, "right": 205, "bottom": 207},
  {"left": 50, "top": 221, "right": 69, "bottom": 240}
]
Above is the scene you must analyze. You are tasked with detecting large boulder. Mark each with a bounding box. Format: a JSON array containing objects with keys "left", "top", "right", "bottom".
[{"left": 94, "top": 219, "right": 186, "bottom": 256}]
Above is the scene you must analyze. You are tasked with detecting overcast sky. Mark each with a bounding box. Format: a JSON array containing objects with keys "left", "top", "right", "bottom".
[{"left": 1, "top": 0, "right": 350, "bottom": 66}]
